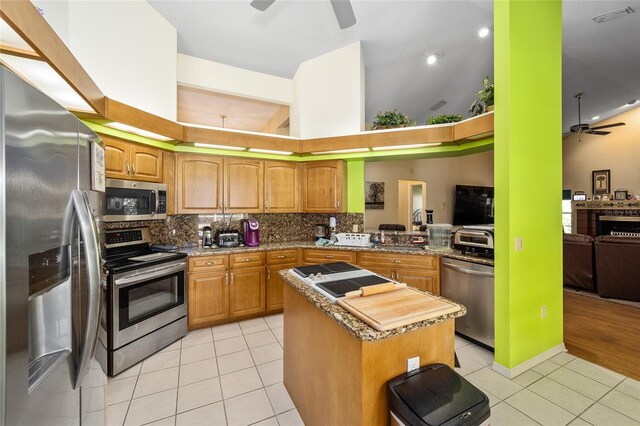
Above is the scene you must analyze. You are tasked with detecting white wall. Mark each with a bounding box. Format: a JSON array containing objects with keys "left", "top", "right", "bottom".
[
  {"left": 563, "top": 106, "right": 640, "bottom": 196},
  {"left": 178, "top": 54, "right": 293, "bottom": 106},
  {"left": 34, "top": 0, "right": 177, "bottom": 120},
  {"left": 364, "top": 151, "right": 494, "bottom": 230},
  {"left": 291, "top": 42, "right": 365, "bottom": 138}
]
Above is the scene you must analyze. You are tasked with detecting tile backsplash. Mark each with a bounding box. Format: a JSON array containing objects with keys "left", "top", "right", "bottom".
[{"left": 106, "top": 213, "right": 364, "bottom": 247}]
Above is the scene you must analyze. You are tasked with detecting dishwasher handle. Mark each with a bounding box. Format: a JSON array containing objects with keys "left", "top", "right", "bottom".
[{"left": 442, "top": 262, "right": 494, "bottom": 278}]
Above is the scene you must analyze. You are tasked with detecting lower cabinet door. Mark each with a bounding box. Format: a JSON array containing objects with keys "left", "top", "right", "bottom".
[
  {"left": 364, "top": 267, "right": 394, "bottom": 281},
  {"left": 189, "top": 271, "right": 229, "bottom": 328},
  {"left": 396, "top": 269, "right": 440, "bottom": 295},
  {"left": 230, "top": 267, "right": 266, "bottom": 317},
  {"left": 266, "top": 263, "right": 297, "bottom": 311}
]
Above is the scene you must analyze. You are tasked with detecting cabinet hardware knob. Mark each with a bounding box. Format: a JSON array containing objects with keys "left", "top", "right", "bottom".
[
  {"left": 277, "top": 255, "right": 286, "bottom": 259},
  {"left": 205, "top": 262, "right": 213, "bottom": 266},
  {"left": 325, "top": 255, "right": 333, "bottom": 258},
  {"left": 132, "top": 164, "right": 136, "bottom": 175},
  {"left": 230, "top": 273, "right": 234, "bottom": 284},
  {"left": 267, "top": 269, "right": 271, "bottom": 279},
  {"left": 126, "top": 162, "right": 131, "bottom": 176},
  {"left": 225, "top": 272, "right": 229, "bottom": 285}
]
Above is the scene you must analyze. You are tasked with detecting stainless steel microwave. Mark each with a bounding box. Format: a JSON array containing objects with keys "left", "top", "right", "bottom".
[{"left": 105, "top": 179, "right": 167, "bottom": 222}]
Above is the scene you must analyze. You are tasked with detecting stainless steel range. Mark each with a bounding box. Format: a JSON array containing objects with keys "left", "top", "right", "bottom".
[{"left": 105, "top": 227, "right": 187, "bottom": 376}]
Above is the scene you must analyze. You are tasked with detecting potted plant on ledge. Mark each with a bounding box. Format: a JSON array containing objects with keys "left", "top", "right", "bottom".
[
  {"left": 427, "top": 114, "right": 463, "bottom": 125},
  {"left": 371, "top": 109, "right": 416, "bottom": 130},
  {"left": 469, "top": 76, "right": 494, "bottom": 116}
]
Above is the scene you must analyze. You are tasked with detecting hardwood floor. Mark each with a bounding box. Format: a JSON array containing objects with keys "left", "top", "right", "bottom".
[{"left": 564, "top": 289, "right": 640, "bottom": 381}]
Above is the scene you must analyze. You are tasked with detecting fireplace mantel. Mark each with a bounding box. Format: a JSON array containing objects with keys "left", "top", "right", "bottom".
[
  {"left": 573, "top": 201, "right": 640, "bottom": 237},
  {"left": 573, "top": 200, "right": 640, "bottom": 210}
]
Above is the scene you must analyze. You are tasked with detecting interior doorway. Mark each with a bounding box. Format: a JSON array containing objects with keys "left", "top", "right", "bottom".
[{"left": 398, "top": 180, "right": 427, "bottom": 231}]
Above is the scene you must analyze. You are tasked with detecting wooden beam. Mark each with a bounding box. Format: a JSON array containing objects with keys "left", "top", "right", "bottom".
[
  {"left": 453, "top": 111, "right": 494, "bottom": 141},
  {"left": 105, "top": 98, "right": 184, "bottom": 142},
  {"left": 184, "top": 125, "right": 301, "bottom": 153},
  {"left": 0, "top": 43, "right": 41, "bottom": 61},
  {"left": 0, "top": 0, "right": 106, "bottom": 115}
]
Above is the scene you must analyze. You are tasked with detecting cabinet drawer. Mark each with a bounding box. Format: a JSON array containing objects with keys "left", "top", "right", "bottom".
[
  {"left": 303, "top": 249, "right": 357, "bottom": 264},
  {"left": 189, "top": 255, "right": 228, "bottom": 273},
  {"left": 230, "top": 252, "right": 266, "bottom": 269},
  {"left": 358, "top": 252, "right": 439, "bottom": 271},
  {"left": 266, "top": 249, "right": 299, "bottom": 265}
]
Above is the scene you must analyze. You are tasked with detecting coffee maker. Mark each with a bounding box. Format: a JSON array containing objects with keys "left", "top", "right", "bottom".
[
  {"left": 242, "top": 219, "right": 260, "bottom": 247},
  {"left": 202, "top": 226, "right": 213, "bottom": 247}
]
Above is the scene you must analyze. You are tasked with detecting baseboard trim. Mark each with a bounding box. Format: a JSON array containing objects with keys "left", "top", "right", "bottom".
[{"left": 492, "top": 343, "right": 566, "bottom": 379}]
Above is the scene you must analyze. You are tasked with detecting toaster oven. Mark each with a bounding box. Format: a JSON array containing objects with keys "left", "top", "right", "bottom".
[
  {"left": 216, "top": 229, "right": 240, "bottom": 247},
  {"left": 453, "top": 226, "right": 494, "bottom": 258}
]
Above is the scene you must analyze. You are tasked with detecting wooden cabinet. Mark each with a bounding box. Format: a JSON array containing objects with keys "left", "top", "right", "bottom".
[
  {"left": 162, "top": 151, "right": 176, "bottom": 215},
  {"left": 176, "top": 154, "right": 223, "bottom": 214},
  {"left": 103, "top": 135, "right": 163, "bottom": 182},
  {"left": 188, "top": 255, "right": 229, "bottom": 329},
  {"left": 358, "top": 252, "right": 441, "bottom": 295},
  {"left": 264, "top": 161, "right": 300, "bottom": 213},
  {"left": 225, "top": 158, "right": 264, "bottom": 213},
  {"left": 302, "top": 249, "right": 357, "bottom": 265},
  {"left": 302, "top": 160, "right": 346, "bottom": 213},
  {"left": 229, "top": 252, "right": 266, "bottom": 317},
  {"left": 266, "top": 249, "right": 300, "bottom": 311}
]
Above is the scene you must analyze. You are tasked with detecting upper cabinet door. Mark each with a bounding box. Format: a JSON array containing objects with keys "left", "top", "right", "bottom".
[
  {"left": 302, "top": 160, "right": 345, "bottom": 213},
  {"left": 224, "top": 159, "right": 264, "bottom": 213},
  {"left": 104, "top": 138, "right": 130, "bottom": 180},
  {"left": 176, "top": 154, "right": 223, "bottom": 214},
  {"left": 103, "top": 135, "right": 163, "bottom": 182},
  {"left": 129, "top": 145, "right": 163, "bottom": 182},
  {"left": 264, "top": 161, "right": 300, "bottom": 213}
]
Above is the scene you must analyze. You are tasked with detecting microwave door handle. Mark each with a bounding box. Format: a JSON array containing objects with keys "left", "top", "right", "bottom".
[
  {"left": 154, "top": 189, "right": 160, "bottom": 214},
  {"left": 71, "top": 190, "right": 103, "bottom": 389},
  {"left": 149, "top": 190, "right": 157, "bottom": 215}
]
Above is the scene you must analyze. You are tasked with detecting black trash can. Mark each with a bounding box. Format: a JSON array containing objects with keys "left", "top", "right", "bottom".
[{"left": 388, "top": 363, "right": 490, "bottom": 426}]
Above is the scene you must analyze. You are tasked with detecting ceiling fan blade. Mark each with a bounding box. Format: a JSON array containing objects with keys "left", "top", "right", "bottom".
[
  {"left": 586, "top": 130, "right": 611, "bottom": 136},
  {"left": 330, "top": 0, "right": 356, "bottom": 29},
  {"left": 250, "top": 0, "right": 275, "bottom": 12},
  {"left": 591, "top": 122, "right": 625, "bottom": 130}
]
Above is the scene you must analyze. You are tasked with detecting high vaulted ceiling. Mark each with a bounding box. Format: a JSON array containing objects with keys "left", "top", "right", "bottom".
[{"left": 149, "top": 1, "right": 639, "bottom": 134}]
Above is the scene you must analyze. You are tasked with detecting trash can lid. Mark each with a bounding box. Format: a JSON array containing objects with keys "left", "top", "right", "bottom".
[{"left": 388, "top": 363, "right": 489, "bottom": 426}]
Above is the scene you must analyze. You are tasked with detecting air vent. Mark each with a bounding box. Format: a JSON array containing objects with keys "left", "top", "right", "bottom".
[
  {"left": 429, "top": 100, "right": 447, "bottom": 111},
  {"left": 592, "top": 6, "right": 635, "bottom": 23}
]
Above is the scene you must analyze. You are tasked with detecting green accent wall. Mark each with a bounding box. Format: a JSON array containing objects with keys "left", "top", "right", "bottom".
[
  {"left": 494, "top": 0, "right": 563, "bottom": 369},
  {"left": 346, "top": 160, "right": 365, "bottom": 213}
]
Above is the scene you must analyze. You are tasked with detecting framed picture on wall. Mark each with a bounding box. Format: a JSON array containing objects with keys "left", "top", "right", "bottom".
[
  {"left": 592, "top": 169, "right": 610, "bottom": 195},
  {"left": 365, "top": 181, "right": 385, "bottom": 209}
]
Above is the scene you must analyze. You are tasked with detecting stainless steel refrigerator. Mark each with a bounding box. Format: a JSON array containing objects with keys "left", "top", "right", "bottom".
[{"left": 0, "top": 65, "right": 108, "bottom": 425}]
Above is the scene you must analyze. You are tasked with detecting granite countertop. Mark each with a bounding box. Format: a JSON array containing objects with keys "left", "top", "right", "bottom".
[
  {"left": 279, "top": 269, "right": 467, "bottom": 341},
  {"left": 180, "top": 241, "right": 494, "bottom": 266}
]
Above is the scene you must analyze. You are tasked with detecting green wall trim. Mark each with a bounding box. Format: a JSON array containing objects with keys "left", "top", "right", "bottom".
[
  {"left": 494, "top": 0, "right": 563, "bottom": 369},
  {"left": 346, "top": 160, "right": 365, "bottom": 213}
]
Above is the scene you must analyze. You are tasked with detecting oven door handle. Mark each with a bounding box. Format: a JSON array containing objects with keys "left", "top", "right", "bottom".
[
  {"left": 71, "top": 190, "right": 103, "bottom": 389},
  {"left": 115, "top": 262, "right": 186, "bottom": 287}
]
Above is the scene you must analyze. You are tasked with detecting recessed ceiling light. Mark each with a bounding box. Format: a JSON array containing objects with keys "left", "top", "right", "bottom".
[
  {"left": 426, "top": 54, "right": 438, "bottom": 65},
  {"left": 591, "top": 115, "right": 600, "bottom": 120},
  {"left": 626, "top": 99, "right": 638, "bottom": 105},
  {"left": 477, "top": 26, "right": 491, "bottom": 38}
]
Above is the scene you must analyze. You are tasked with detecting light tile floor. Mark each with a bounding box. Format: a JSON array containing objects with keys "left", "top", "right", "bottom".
[{"left": 107, "top": 314, "right": 640, "bottom": 426}]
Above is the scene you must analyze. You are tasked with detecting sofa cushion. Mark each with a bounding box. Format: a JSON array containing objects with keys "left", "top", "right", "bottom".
[
  {"left": 563, "top": 234, "right": 595, "bottom": 291},
  {"left": 595, "top": 236, "right": 640, "bottom": 302}
]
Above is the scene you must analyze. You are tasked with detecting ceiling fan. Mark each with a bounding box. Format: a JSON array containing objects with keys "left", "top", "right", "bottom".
[
  {"left": 570, "top": 93, "right": 625, "bottom": 141},
  {"left": 250, "top": 0, "right": 356, "bottom": 29}
]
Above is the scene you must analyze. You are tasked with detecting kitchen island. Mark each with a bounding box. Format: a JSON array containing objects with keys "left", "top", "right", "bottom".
[{"left": 280, "top": 269, "right": 466, "bottom": 426}]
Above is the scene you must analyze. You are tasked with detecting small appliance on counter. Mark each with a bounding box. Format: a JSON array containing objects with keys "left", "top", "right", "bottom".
[
  {"left": 453, "top": 225, "right": 494, "bottom": 258},
  {"left": 314, "top": 224, "right": 330, "bottom": 240},
  {"left": 242, "top": 219, "right": 260, "bottom": 246},
  {"left": 216, "top": 228, "right": 241, "bottom": 247},
  {"left": 202, "top": 226, "right": 213, "bottom": 247}
]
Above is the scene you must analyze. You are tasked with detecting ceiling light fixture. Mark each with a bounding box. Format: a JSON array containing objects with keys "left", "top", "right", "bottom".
[
  {"left": 426, "top": 54, "right": 438, "bottom": 65},
  {"left": 477, "top": 26, "right": 491, "bottom": 38},
  {"left": 371, "top": 143, "right": 441, "bottom": 151},
  {"left": 248, "top": 148, "right": 294, "bottom": 156},
  {"left": 310, "top": 148, "right": 370, "bottom": 155},
  {"left": 592, "top": 6, "right": 635, "bottom": 23},
  {"left": 105, "top": 122, "right": 173, "bottom": 141},
  {"left": 193, "top": 143, "right": 245, "bottom": 151},
  {"left": 591, "top": 116, "right": 600, "bottom": 121},
  {"left": 626, "top": 99, "right": 638, "bottom": 106}
]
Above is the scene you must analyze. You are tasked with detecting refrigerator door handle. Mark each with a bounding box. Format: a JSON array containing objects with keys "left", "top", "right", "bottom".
[{"left": 71, "top": 190, "right": 103, "bottom": 389}]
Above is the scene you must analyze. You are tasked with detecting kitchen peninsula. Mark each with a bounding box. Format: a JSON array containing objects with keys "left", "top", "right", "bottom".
[{"left": 280, "top": 268, "right": 466, "bottom": 426}]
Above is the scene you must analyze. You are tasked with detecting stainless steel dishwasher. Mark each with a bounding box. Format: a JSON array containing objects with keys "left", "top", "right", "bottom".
[{"left": 441, "top": 258, "right": 494, "bottom": 349}]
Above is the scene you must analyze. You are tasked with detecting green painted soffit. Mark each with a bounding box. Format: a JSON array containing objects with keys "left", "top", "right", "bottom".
[{"left": 83, "top": 119, "right": 493, "bottom": 162}]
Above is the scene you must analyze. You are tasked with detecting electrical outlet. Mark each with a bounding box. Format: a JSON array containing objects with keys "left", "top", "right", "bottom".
[
  {"left": 515, "top": 237, "right": 524, "bottom": 251},
  {"left": 541, "top": 305, "right": 547, "bottom": 319},
  {"left": 407, "top": 356, "right": 420, "bottom": 373}
]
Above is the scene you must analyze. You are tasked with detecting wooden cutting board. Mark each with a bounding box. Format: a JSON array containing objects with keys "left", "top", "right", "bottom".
[{"left": 337, "top": 287, "right": 461, "bottom": 331}]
